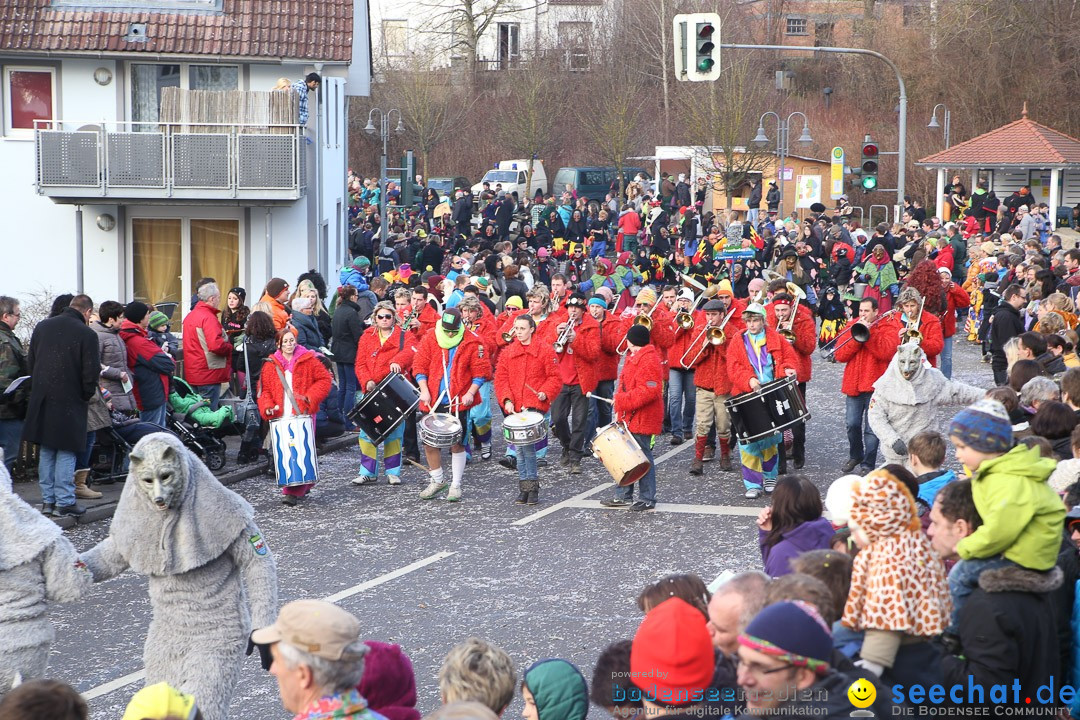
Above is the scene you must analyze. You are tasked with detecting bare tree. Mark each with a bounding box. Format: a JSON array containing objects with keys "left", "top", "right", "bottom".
[
  {"left": 576, "top": 64, "right": 645, "bottom": 200},
  {"left": 417, "top": 0, "right": 539, "bottom": 75},
  {"left": 497, "top": 62, "right": 565, "bottom": 197}
]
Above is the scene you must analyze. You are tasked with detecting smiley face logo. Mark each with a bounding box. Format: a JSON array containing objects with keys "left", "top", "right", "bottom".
[{"left": 848, "top": 678, "right": 876, "bottom": 709}]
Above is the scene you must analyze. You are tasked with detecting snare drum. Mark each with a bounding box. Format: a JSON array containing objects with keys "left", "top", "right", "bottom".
[
  {"left": 503, "top": 411, "right": 547, "bottom": 446},
  {"left": 269, "top": 415, "right": 320, "bottom": 487},
  {"left": 418, "top": 413, "right": 463, "bottom": 449},
  {"left": 347, "top": 372, "right": 421, "bottom": 445},
  {"left": 592, "top": 422, "right": 651, "bottom": 487},
  {"left": 725, "top": 376, "right": 811, "bottom": 444}
]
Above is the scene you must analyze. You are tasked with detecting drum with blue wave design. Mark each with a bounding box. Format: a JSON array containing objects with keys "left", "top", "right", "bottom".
[{"left": 269, "top": 415, "right": 320, "bottom": 487}]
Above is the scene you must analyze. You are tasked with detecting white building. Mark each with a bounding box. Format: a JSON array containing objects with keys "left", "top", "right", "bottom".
[
  {"left": 0, "top": 0, "right": 370, "bottom": 315},
  {"left": 369, "top": 0, "right": 617, "bottom": 73}
]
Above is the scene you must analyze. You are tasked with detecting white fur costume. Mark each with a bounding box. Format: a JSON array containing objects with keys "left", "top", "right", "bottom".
[
  {"left": 81, "top": 433, "right": 277, "bottom": 720},
  {"left": 0, "top": 454, "right": 91, "bottom": 696},
  {"left": 868, "top": 343, "right": 985, "bottom": 465}
]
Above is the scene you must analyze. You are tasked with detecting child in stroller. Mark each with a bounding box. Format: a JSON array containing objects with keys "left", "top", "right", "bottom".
[{"left": 167, "top": 377, "right": 236, "bottom": 470}]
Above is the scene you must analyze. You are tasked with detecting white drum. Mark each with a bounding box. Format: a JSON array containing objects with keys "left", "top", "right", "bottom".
[
  {"left": 592, "top": 422, "right": 651, "bottom": 487},
  {"left": 503, "top": 411, "right": 547, "bottom": 446},
  {"left": 418, "top": 413, "right": 463, "bottom": 449},
  {"left": 269, "top": 415, "right": 320, "bottom": 487}
]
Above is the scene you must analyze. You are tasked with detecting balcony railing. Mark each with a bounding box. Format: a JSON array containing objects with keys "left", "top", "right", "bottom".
[{"left": 34, "top": 120, "right": 306, "bottom": 202}]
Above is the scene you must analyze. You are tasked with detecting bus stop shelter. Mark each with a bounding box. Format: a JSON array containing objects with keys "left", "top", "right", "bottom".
[{"left": 917, "top": 105, "right": 1080, "bottom": 227}]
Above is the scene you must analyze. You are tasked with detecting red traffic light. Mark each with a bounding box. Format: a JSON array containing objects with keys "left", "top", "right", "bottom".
[
  {"left": 698, "top": 23, "right": 715, "bottom": 37},
  {"left": 862, "top": 143, "right": 878, "bottom": 157}
]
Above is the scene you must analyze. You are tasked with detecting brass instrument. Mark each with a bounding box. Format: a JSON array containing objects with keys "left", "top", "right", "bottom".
[
  {"left": 400, "top": 308, "right": 419, "bottom": 330},
  {"left": 675, "top": 311, "right": 695, "bottom": 330},
  {"left": 776, "top": 296, "right": 801, "bottom": 342},
  {"left": 818, "top": 308, "right": 900, "bottom": 361},
  {"left": 785, "top": 281, "right": 807, "bottom": 302},
  {"left": 554, "top": 320, "right": 577, "bottom": 354},
  {"left": 900, "top": 298, "right": 925, "bottom": 344},
  {"left": 616, "top": 301, "right": 663, "bottom": 355},
  {"left": 674, "top": 284, "right": 720, "bottom": 333},
  {"left": 679, "top": 306, "right": 738, "bottom": 367},
  {"left": 501, "top": 330, "right": 515, "bottom": 343}
]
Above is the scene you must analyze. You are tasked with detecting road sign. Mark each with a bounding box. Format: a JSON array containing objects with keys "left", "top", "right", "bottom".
[
  {"left": 673, "top": 13, "right": 722, "bottom": 82},
  {"left": 830, "top": 146, "right": 845, "bottom": 199}
]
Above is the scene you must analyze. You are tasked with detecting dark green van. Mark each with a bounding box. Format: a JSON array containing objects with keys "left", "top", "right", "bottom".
[{"left": 552, "top": 166, "right": 651, "bottom": 208}]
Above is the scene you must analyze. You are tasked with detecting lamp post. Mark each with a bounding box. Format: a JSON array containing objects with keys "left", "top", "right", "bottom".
[
  {"left": 364, "top": 107, "right": 405, "bottom": 246},
  {"left": 928, "top": 103, "right": 951, "bottom": 149},
  {"left": 752, "top": 111, "right": 813, "bottom": 218}
]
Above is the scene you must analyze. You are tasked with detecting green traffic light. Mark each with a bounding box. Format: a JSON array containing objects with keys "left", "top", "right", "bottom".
[
  {"left": 862, "top": 176, "right": 877, "bottom": 190},
  {"left": 697, "top": 58, "right": 715, "bottom": 71}
]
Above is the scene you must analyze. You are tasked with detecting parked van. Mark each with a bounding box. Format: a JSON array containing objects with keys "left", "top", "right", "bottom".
[
  {"left": 552, "top": 166, "right": 651, "bottom": 209},
  {"left": 471, "top": 160, "right": 547, "bottom": 201}
]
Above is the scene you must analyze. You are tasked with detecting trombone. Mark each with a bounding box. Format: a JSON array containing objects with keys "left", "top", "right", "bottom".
[
  {"left": 554, "top": 319, "right": 577, "bottom": 354},
  {"left": 616, "top": 300, "right": 662, "bottom": 355},
  {"left": 901, "top": 298, "right": 925, "bottom": 344},
  {"left": 679, "top": 306, "right": 737, "bottom": 368},
  {"left": 675, "top": 284, "right": 720, "bottom": 332},
  {"left": 777, "top": 296, "right": 801, "bottom": 342}
]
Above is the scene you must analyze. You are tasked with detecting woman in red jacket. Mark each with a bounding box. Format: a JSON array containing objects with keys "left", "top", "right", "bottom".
[
  {"left": 494, "top": 314, "right": 563, "bottom": 505},
  {"left": 598, "top": 324, "right": 664, "bottom": 511},
  {"left": 258, "top": 327, "right": 333, "bottom": 506},
  {"left": 352, "top": 301, "right": 417, "bottom": 487},
  {"left": 411, "top": 307, "right": 492, "bottom": 502},
  {"left": 726, "top": 303, "right": 798, "bottom": 500}
]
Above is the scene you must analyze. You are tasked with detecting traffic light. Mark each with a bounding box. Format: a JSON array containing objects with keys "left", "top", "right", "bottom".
[
  {"left": 673, "top": 13, "right": 721, "bottom": 82},
  {"left": 860, "top": 136, "right": 879, "bottom": 192}
]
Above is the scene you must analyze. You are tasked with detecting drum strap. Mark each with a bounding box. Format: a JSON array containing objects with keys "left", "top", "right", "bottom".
[{"left": 273, "top": 364, "right": 302, "bottom": 416}]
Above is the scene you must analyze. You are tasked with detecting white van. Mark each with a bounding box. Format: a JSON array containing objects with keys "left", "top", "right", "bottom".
[{"left": 471, "top": 159, "right": 547, "bottom": 201}]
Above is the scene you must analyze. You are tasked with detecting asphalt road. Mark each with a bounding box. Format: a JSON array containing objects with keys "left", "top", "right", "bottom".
[{"left": 52, "top": 337, "right": 992, "bottom": 719}]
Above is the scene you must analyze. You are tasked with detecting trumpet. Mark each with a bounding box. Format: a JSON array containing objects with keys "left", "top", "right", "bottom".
[
  {"left": 554, "top": 320, "right": 577, "bottom": 354},
  {"left": 679, "top": 306, "right": 737, "bottom": 368},
  {"left": 616, "top": 301, "right": 662, "bottom": 355},
  {"left": 900, "top": 298, "right": 925, "bottom": 344},
  {"left": 818, "top": 308, "right": 900, "bottom": 361},
  {"left": 501, "top": 330, "right": 515, "bottom": 343},
  {"left": 777, "top": 296, "right": 801, "bottom": 342},
  {"left": 674, "top": 284, "right": 720, "bottom": 333}
]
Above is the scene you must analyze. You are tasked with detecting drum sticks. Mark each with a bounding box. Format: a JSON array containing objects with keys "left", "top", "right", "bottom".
[{"left": 586, "top": 392, "right": 614, "bottom": 405}]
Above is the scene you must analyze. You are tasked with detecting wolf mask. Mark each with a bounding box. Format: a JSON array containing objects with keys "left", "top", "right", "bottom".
[
  {"left": 129, "top": 439, "right": 185, "bottom": 510},
  {"left": 897, "top": 342, "right": 924, "bottom": 381}
]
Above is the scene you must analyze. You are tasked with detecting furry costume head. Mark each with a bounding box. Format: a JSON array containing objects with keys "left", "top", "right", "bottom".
[
  {"left": 897, "top": 342, "right": 924, "bottom": 381},
  {"left": 0, "top": 453, "right": 62, "bottom": 571},
  {"left": 110, "top": 433, "right": 255, "bottom": 575}
]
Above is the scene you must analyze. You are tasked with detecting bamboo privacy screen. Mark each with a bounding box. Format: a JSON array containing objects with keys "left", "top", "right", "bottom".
[{"left": 159, "top": 88, "right": 298, "bottom": 132}]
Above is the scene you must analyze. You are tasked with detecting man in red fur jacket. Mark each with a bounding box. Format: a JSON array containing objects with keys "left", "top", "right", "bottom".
[{"left": 599, "top": 323, "right": 664, "bottom": 512}]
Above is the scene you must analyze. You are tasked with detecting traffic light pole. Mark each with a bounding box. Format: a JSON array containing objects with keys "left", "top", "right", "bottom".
[{"left": 720, "top": 43, "right": 907, "bottom": 221}]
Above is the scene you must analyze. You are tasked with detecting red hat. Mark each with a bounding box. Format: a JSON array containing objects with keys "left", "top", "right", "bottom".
[
  {"left": 617, "top": 251, "right": 632, "bottom": 267},
  {"left": 630, "top": 598, "right": 714, "bottom": 705}
]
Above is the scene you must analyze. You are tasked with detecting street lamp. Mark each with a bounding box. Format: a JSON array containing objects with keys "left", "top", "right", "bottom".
[
  {"left": 365, "top": 107, "right": 405, "bottom": 245},
  {"left": 928, "top": 103, "right": 951, "bottom": 149},
  {"left": 753, "top": 111, "right": 812, "bottom": 217}
]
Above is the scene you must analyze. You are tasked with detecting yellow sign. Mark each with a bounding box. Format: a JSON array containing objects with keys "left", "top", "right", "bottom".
[{"left": 831, "top": 146, "right": 845, "bottom": 199}]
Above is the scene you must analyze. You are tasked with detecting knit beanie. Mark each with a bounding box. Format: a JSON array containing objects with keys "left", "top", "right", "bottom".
[
  {"left": 265, "top": 278, "right": 289, "bottom": 298},
  {"left": 630, "top": 598, "right": 714, "bottom": 705},
  {"left": 636, "top": 287, "right": 658, "bottom": 306},
  {"left": 716, "top": 279, "right": 734, "bottom": 298},
  {"left": 124, "top": 301, "right": 150, "bottom": 324},
  {"left": 588, "top": 297, "right": 608, "bottom": 310},
  {"left": 627, "top": 324, "right": 651, "bottom": 347},
  {"left": 949, "top": 397, "right": 1012, "bottom": 453},
  {"left": 122, "top": 682, "right": 197, "bottom": 720},
  {"left": 147, "top": 311, "right": 169, "bottom": 330},
  {"left": 505, "top": 296, "right": 524, "bottom": 310},
  {"left": 737, "top": 601, "right": 832, "bottom": 676},
  {"left": 358, "top": 641, "right": 420, "bottom": 720},
  {"left": 352, "top": 256, "right": 371, "bottom": 270}
]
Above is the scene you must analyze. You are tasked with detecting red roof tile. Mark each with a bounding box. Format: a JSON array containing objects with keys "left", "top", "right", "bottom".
[
  {"left": 919, "top": 114, "right": 1080, "bottom": 166},
  {"left": 0, "top": 0, "right": 352, "bottom": 62}
]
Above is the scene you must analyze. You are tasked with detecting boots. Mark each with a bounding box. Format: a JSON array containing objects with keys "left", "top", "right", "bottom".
[
  {"left": 522, "top": 479, "right": 540, "bottom": 505},
  {"left": 718, "top": 437, "right": 733, "bottom": 472},
  {"left": 515, "top": 480, "right": 529, "bottom": 505},
  {"left": 689, "top": 437, "right": 706, "bottom": 476},
  {"left": 74, "top": 469, "right": 102, "bottom": 500}
]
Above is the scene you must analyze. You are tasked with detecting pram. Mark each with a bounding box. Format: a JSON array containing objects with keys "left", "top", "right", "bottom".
[{"left": 167, "top": 377, "right": 236, "bottom": 471}]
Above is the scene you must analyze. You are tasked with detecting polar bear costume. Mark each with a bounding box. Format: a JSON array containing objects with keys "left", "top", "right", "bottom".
[
  {"left": 0, "top": 453, "right": 91, "bottom": 696},
  {"left": 81, "top": 433, "right": 278, "bottom": 720},
  {"left": 868, "top": 343, "right": 985, "bottom": 466}
]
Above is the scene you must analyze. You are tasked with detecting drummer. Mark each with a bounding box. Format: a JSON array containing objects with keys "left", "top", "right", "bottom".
[
  {"left": 767, "top": 292, "right": 815, "bottom": 472},
  {"left": 725, "top": 303, "right": 798, "bottom": 500},
  {"left": 352, "top": 301, "right": 417, "bottom": 487},
  {"left": 412, "top": 307, "right": 492, "bottom": 502},
  {"left": 461, "top": 296, "right": 498, "bottom": 461},
  {"left": 494, "top": 314, "right": 562, "bottom": 504},
  {"left": 598, "top": 323, "right": 664, "bottom": 511}
]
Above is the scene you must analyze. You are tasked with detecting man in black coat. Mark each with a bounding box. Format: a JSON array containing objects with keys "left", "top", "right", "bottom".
[
  {"left": 746, "top": 179, "right": 763, "bottom": 224},
  {"left": 494, "top": 194, "right": 514, "bottom": 242},
  {"left": 451, "top": 190, "right": 472, "bottom": 240},
  {"left": 23, "top": 294, "right": 100, "bottom": 517},
  {"left": 765, "top": 181, "right": 780, "bottom": 213},
  {"left": 989, "top": 283, "right": 1028, "bottom": 385}
]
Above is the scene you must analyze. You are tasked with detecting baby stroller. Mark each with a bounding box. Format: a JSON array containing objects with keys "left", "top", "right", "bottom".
[{"left": 168, "top": 377, "right": 234, "bottom": 471}]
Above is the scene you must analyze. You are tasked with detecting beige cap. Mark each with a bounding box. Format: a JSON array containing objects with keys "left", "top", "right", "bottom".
[{"left": 251, "top": 599, "right": 363, "bottom": 661}]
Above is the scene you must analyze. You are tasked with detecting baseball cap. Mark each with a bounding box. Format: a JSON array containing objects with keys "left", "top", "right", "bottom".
[
  {"left": 441, "top": 307, "right": 464, "bottom": 333},
  {"left": 251, "top": 599, "right": 364, "bottom": 662}
]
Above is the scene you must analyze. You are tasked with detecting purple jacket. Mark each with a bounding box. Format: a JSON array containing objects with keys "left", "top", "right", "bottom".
[{"left": 759, "top": 517, "right": 835, "bottom": 577}]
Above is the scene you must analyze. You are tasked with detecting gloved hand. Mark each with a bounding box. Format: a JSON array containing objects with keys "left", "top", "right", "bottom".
[
  {"left": 892, "top": 439, "right": 907, "bottom": 456},
  {"left": 246, "top": 631, "right": 273, "bottom": 671},
  {"left": 854, "top": 658, "right": 885, "bottom": 677}
]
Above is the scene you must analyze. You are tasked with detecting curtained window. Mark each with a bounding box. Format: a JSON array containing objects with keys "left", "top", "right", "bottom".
[
  {"left": 190, "top": 219, "right": 239, "bottom": 301},
  {"left": 132, "top": 218, "right": 182, "bottom": 306}
]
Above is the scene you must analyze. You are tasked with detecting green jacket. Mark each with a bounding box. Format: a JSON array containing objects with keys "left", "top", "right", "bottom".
[
  {"left": 957, "top": 445, "right": 1064, "bottom": 571},
  {"left": 0, "top": 324, "right": 28, "bottom": 420}
]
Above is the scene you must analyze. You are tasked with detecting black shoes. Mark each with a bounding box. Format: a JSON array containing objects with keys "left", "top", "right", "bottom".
[
  {"left": 500, "top": 456, "right": 518, "bottom": 471},
  {"left": 281, "top": 495, "right": 298, "bottom": 506},
  {"left": 600, "top": 498, "right": 630, "bottom": 508},
  {"left": 842, "top": 458, "right": 860, "bottom": 473},
  {"left": 630, "top": 501, "right": 656, "bottom": 512},
  {"left": 55, "top": 503, "right": 85, "bottom": 517}
]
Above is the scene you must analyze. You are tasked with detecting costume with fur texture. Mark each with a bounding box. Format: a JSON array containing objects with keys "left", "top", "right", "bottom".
[
  {"left": 80, "top": 433, "right": 278, "bottom": 720},
  {"left": 868, "top": 343, "right": 984, "bottom": 464},
  {"left": 0, "top": 456, "right": 91, "bottom": 696}
]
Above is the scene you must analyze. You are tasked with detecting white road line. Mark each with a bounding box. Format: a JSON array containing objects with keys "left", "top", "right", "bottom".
[
  {"left": 81, "top": 551, "right": 456, "bottom": 701},
  {"left": 566, "top": 499, "right": 762, "bottom": 516},
  {"left": 511, "top": 438, "right": 695, "bottom": 526}
]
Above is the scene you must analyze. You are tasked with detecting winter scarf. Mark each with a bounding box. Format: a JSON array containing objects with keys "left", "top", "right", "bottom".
[
  {"left": 435, "top": 324, "right": 465, "bottom": 350},
  {"left": 859, "top": 255, "right": 899, "bottom": 291},
  {"left": 842, "top": 469, "right": 951, "bottom": 636},
  {"left": 273, "top": 344, "right": 311, "bottom": 373}
]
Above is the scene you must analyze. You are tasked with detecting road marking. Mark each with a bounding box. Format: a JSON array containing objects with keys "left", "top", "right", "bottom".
[
  {"left": 566, "top": 499, "right": 761, "bottom": 516},
  {"left": 512, "top": 438, "right": 695, "bottom": 526},
  {"left": 81, "top": 551, "right": 456, "bottom": 701}
]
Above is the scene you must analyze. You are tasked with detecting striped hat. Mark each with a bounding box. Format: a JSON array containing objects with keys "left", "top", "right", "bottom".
[
  {"left": 949, "top": 397, "right": 1012, "bottom": 453},
  {"left": 738, "top": 601, "right": 832, "bottom": 675}
]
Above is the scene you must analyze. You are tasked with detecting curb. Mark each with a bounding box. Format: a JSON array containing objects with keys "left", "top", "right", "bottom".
[{"left": 49, "top": 434, "right": 357, "bottom": 529}]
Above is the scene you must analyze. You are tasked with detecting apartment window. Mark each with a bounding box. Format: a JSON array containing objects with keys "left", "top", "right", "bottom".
[
  {"left": 4, "top": 67, "right": 55, "bottom": 137},
  {"left": 383, "top": 20, "right": 408, "bottom": 56},
  {"left": 785, "top": 17, "right": 808, "bottom": 35},
  {"left": 131, "top": 217, "right": 240, "bottom": 313},
  {"left": 498, "top": 23, "right": 521, "bottom": 70},
  {"left": 558, "top": 22, "right": 592, "bottom": 71},
  {"left": 814, "top": 22, "right": 834, "bottom": 46},
  {"left": 130, "top": 63, "right": 238, "bottom": 129}
]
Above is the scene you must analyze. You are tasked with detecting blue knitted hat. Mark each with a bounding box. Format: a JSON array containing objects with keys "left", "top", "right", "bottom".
[
  {"left": 949, "top": 397, "right": 1012, "bottom": 453},
  {"left": 737, "top": 601, "right": 832, "bottom": 675}
]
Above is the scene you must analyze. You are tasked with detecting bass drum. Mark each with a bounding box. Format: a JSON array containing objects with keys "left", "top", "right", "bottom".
[
  {"left": 347, "top": 372, "right": 421, "bottom": 445},
  {"left": 592, "top": 422, "right": 651, "bottom": 487},
  {"left": 725, "top": 376, "right": 810, "bottom": 444},
  {"left": 269, "top": 415, "right": 320, "bottom": 487}
]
